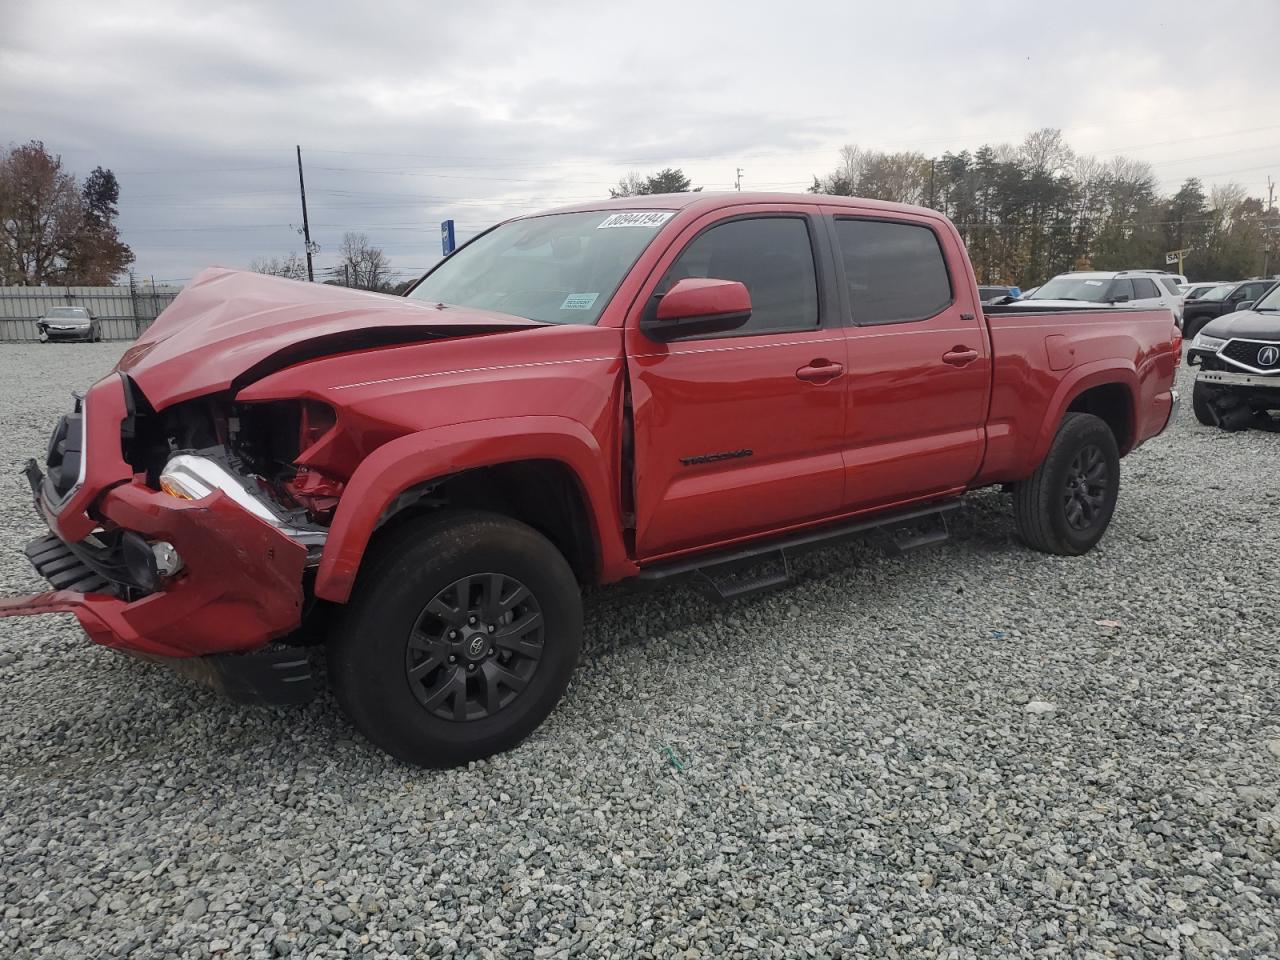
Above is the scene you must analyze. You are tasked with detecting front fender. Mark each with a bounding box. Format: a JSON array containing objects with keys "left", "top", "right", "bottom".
[{"left": 315, "top": 415, "right": 634, "bottom": 603}]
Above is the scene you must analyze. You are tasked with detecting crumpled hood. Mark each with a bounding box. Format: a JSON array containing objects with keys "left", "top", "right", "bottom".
[
  {"left": 1200, "top": 309, "right": 1280, "bottom": 342},
  {"left": 116, "top": 267, "right": 546, "bottom": 408}
]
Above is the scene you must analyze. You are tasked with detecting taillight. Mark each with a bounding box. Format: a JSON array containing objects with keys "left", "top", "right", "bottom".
[{"left": 1172, "top": 326, "right": 1183, "bottom": 365}]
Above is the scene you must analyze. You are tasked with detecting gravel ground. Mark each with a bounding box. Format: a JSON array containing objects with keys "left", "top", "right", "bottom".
[{"left": 1, "top": 342, "right": 1278, "bottom": 960}]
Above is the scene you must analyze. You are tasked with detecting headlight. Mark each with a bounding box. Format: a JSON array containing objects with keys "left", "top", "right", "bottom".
[
  {"left": 159, "top": 454, "right": 282, "bottom": 525},
  {"left": 1192, "top": 333, "right": 1226, "bottom": 352}
]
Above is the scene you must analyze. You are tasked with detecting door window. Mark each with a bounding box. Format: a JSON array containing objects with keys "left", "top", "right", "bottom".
[
  {"left": 1158, "top": 277, "right": 1182, "bottom": 295},
  {"left": 1107, "top": 278, "right": 1136, "bottom": 301},
  {"left": 832, "top": 219, "right": 952, "bottom": 325},
  {"left": 659, "top": 217, "right": 819, "bottom": 335},
  {"left": 1131, "top": 277, "right": 1160, "bottom": 299}
]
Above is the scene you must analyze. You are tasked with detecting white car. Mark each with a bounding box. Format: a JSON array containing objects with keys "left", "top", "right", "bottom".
[
  {"left": 1018, "top": 270, "right": 1183, "bottom": 322},
  {"left": 1182, "top": 281, "right": 1231, "bottom": 300}
]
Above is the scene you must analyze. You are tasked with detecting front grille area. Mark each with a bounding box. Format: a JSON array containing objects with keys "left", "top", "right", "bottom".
[
  {"left": 1222, "top": 339, "right": 1280, "bottom": 373},
  {"left": 24, "top": 533, "right": 115, "bottom": 595}
]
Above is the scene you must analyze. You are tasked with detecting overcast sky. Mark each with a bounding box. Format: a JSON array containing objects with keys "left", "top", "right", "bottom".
[{"left": 3, "top": 0, "right": 1276, "bottom": 284}]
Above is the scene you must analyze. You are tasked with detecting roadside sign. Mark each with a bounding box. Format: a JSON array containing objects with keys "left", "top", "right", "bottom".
[
  {"left": 441, "top": 220, "right": 456, "bottom": 256},
  {"left": 1165, "top": 248, "right": 1189, "bottom": 273},
  {"left": 1165, "top": 252, "right": 1179, "bottom": 265}
]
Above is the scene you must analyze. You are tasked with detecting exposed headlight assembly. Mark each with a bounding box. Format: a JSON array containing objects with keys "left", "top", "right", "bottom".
[
  {"left": 1192, "top": 333, "right": 1226, "bottom": 352},
  {"left": 158, "top": 454, "right": 327, "bottom": 548},
  {"left": 159, "top": 454, "right": 287, "bottom": 525}
]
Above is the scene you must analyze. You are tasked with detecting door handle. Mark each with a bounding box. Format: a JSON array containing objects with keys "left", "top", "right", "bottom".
[
  {"left": 795, "top": 358, "right": 844, "bottom": 383},
  {"left": 942, "top": 346, "right": 979, "bottom": 366}
]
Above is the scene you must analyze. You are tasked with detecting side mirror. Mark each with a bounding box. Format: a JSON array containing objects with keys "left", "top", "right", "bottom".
[
  {"left": 642, "top": 278, "right": 751, "bottom": 341},
  {"left": 1110, "top": 294, "right": 1130, "bottom": 304},
  {"left": 1235, "top": 300, "right": 1256, "bottom": 312}
]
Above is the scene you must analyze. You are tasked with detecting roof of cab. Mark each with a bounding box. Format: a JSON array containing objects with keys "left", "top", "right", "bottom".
[{"left": 538, "top": 191, "right": 944, "bottom": 220}]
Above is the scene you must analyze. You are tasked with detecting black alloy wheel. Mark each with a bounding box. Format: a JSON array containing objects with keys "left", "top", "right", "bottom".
[
  {"left": 1012, "top": 412, "right": 1120, "bottom": 555},
  {"left": 1062, "top": 444, "right": 1109, "bottom": 532},
  {"left": 406, "top": 573, "right": 545, "bottom": 721},
  {"left": 329, "top": 510, "right": 582, "bottom": 767}
]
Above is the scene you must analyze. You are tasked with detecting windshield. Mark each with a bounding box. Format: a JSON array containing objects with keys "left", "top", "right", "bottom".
[
  {"left": 1199, "top": 284, "right": 1232, "bottom": 302},
  {"left": 47, "top": 307, "right": 89, "bottom": 318},
  {"left": 1026, "top": 276, "right": 1112, "bottom": 302},
  {"left": 406, "top": 210, "right": 674, "bottom": 324},
  {"left": 1253, "top": 284, "right": 1280, "bottom": 311}
]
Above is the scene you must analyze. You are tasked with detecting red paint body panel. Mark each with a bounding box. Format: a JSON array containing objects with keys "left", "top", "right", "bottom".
[
  {"left": 116, "top": 267, "right": 546, "bottom": 408},
  {"left": 2, "top": 193, "right": 1179, "bottom": 663},
  {"left": 0, "top": 486, "right": 306, "bottom": 657},
  {"left": 50, "top": 374, "right": 134, "bottom": 542}
]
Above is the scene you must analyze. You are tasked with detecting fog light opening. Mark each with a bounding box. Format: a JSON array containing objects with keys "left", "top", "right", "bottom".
[{"left": 151, "top": 541, "right": 183, "bottom": 578}]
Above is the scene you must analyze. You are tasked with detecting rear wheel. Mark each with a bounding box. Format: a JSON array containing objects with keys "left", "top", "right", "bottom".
[
  {"left": 1192, "top": 381, "right": 1217, "bottom": 426},
  {"left": 329, "top": 510, "right": 582, "bottom": 767},
  {"left": 1012, "top": 413, "right": 1120, "bottom": 556}
]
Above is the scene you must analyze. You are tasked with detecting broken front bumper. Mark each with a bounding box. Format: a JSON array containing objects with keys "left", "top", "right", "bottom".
[{"left": 0, "top": 376, "right": 316, "bottom": 701}]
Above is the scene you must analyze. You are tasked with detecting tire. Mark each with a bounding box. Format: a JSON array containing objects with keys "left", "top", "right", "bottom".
[
  {"left": 1012, "top": 413, "right": 1120, "bottom": 556},
  {"left": 1192, "top": 381, "right": 1217, "bottom": 426},
  {"left": 329, "top": 509, "right": 582, "bottom": 767}
]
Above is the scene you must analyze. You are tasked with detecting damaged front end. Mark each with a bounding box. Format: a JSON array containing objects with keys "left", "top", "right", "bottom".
[{"left": 0, "top": 373, "right": 344, "bottom": 704}]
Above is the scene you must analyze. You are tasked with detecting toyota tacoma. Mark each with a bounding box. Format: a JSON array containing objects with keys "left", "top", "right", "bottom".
[{"left": 0, "top": 193, "right": 1181, "bottom": 766}]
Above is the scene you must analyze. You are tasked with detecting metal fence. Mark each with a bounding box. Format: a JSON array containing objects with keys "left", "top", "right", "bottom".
[{"left": 0, "top": 282, "right": 181, "bottom": 342}]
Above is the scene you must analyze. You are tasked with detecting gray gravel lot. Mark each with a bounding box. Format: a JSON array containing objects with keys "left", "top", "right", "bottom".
[{"left": 1, "top": 342, "right": 1278, "bottom": 959}]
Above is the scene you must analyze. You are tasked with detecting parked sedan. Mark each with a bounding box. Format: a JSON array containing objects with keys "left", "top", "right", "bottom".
[
  {"left": 1181, "top": 279, "right": 1277, "bottom": 341},
  {"left": 37, "top": 307, "right": 101, "bottom": 343},
  {"left": 1181, "top": 281, "right": 1230, "bottom": 300}
]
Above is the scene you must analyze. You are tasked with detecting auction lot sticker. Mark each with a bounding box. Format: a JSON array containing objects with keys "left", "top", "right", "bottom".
[{"left": 597, "top": 211, "right": 675, "bottom": 229}]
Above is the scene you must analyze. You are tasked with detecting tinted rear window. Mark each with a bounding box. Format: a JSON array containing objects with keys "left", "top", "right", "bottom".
[
  {"left": 833, "top": 219, "right": 952, "bottom": 325},
  {"left": 1131, "top": 278, "right": 1160, "bottom": 298}
]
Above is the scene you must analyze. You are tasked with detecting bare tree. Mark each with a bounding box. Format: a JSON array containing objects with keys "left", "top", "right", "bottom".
[
  {"left": 1020, "top": 128, "right": 1074, "bottom": 177},
  {"left": 0, "top": 141, "right": 87, "bottom": 284},
  {"left": 609, "top": 168, "right": 699, "bottom": 198},
  {"left": 248, "top": 252, "right": 309, "bottom": 280},
  {"left": 338, "top": 232, "right": 391, "bottom": 290}
]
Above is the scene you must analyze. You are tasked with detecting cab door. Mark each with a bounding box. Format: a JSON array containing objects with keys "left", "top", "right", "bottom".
[
  {"left": 823, "top": 208, "right": 990, "bottom": 510},
  {"left": 625, "top": 207, "right": 848, "bottom": 559}
]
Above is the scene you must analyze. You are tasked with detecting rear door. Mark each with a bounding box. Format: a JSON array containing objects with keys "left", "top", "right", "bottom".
[
  {"left": 625, "top": 206, "right": 847, "bottom": 559},
  {"left": 1130, "top": 276, "right": 1166, "bottom": 311},
  {"left": 824, "top": 209, "right": 990, "bottom": 511}
]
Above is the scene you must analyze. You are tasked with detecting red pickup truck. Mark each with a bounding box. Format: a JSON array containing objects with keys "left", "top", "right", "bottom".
[{"left": 0, "top": 193, "right": 1180, "bottom": 766}]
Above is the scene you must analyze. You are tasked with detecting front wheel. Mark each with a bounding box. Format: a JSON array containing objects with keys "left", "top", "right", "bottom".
[
  {"left": 329, "top": 510, "right": 582, "bottom": 767},
  {"left": 1192, "top": 381, "right": 1217, "bottom": 426},
  {"left": 1012, "top": 413, "right": 1120, "bottom": 556}
]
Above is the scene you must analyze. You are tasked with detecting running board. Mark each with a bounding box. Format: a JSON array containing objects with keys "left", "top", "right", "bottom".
[{"left": 637, "top": 500, "right": 960, "bottom": 601}]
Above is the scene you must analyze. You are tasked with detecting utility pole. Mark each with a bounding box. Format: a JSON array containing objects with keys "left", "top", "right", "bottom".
[
  {"left": 296, "top": 145, "right": 315, "bottom": 282},
  {"left": 1265, "top": 177, "right": 1276, "bottom": 278},
  {"left": 734, "top": 167, "right": 743, "bottom": 191}
]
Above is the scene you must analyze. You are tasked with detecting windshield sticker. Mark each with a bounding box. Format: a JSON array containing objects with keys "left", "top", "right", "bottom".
[
  {"left": 1083, "top": 280, "right": 1104, "bottom": 286},
  {"left": 597, "top": 211, "right": 674, "bottom": 229},
  {"left": 561, "top": 292, "right": 599, "bottom": 310}
]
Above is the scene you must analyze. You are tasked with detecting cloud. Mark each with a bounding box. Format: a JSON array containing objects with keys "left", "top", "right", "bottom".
[{"left": 2, "top": 0, "right": 1276, "bottom": 281}]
